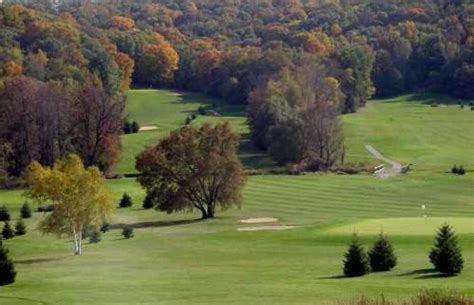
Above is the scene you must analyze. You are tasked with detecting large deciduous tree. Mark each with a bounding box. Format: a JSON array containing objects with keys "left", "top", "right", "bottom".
[
  {"left": 136, "top": 123, "right": 245, "bottom": 219},
  {"left": 26, "top": 154, "right": 113, "bottom": 255}
]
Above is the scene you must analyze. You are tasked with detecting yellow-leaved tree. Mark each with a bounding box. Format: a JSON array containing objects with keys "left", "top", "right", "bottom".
[{"left": 26, "top": 155, "right": 113, "bottom": 255}]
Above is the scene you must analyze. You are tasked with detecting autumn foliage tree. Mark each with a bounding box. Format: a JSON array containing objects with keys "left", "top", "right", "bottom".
[
  {"left": 136, "top": 36, "right": 179, "bottom": 87},
  {"left": 26, "top": 154, "right": 114, "bottom": 255},
  {"left": 136, "top": 122, "right": 246, "bottom": 219}
]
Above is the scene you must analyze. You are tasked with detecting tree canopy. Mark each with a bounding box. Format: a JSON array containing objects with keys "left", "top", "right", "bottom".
[
  {"left": 26, "top": 154, "right": 114, "bottom": 255},
  {"left": 136, "top": 122, "right": 246, "bottom": 219}
]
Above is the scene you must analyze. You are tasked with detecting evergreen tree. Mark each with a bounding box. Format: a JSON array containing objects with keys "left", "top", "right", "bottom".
[
  {"left": 0, "top": 206, "right": 10, "bottom": 222},
  {"left": 429, "top": 224, "right": 464, "bottom": 275},
  {"left": 20, "top": 202, "right": 32, "bottom": 219},
  {"left": 123, "top": 121, "right": 132, "bottom": 134},
  {"left": 122, "top": 226, "right": 134, "bottom": 239},
  {"left": 368, "top": 232, "right": 397, "bottom": 272},
  {"left": 142, "top": 194, "right": 155, "bottom": 209},
  {"left": 89, "top": 231, "right": 102, "bottom": 244},
  {"left": 119, "top": 193, "right": 133, "bottom": 208},
  {"left": 1, "top": 222, "right": 14, "bottom": 239},
  {"left": 451, "top": 165, "right": 459, "bottom": 174},
  {"left": 100, "top": 222, "right": 110, "bottom": 233},
  {"left": 14, "top": 219, "right": 26, "bottom": 236},
  {"left": 458, "top": 166, "right": 465, "bottom": 175},
  {"left": 0, "top": 241, "right": 16, "bottom": 286},
  {"left": 343, "top": 234, "right": 370, "bottom": 277},
  {"left": 131, "top": 121, "right": 140, "bottom": 133}
]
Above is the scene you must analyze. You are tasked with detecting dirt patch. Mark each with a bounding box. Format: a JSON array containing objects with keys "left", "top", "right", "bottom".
[
  {"left": 239, "top": 217, "right": 278, "bottom": 224},
  {"left": 139, "top": 125, "right": 158, "bottom": 131},
  {"left": 238, "top": 225, "right": 298, "bottom": 232}
]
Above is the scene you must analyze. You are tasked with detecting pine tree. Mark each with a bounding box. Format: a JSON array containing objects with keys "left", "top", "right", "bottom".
[
  {"left": 343, "top": 234, "right": 370, "bottom": 277},
  {"left": 429, "top": 224, "right": 464, "bottom": 275},
  {"left": 131, "top": 121, "right": 140, "bottom": 133},
  {"left": 122, "top": 226, "right": 134, "bottom": 239},
  {"left": 1, "top": 222, "right": 14, "bottom": 239},
  {"left": 142, "top": 194, "right": 155, "bottom": 209},
  {"left": 0, "top": 241, "right": 16, "bottom": 286},
  {"left": 20, "top": 202, "right": 32, "bottom": 219},
  {"left": 368, "top": 232, "right": 397, "bottom": 272},
  {"left": 119, "top": 193, "right": 133, "bottom": 208},
  {"left": 0, "top": 206, "right": 10, "bottom": 221},
  {"left": 100, "top": 222, "right": 110, "bottom": 233},
  {"left": 14, "top": 219, "right": 26, "bottom": 236},
  {"left": 89, "top": 231, "right": 102, "bottom": 244}
]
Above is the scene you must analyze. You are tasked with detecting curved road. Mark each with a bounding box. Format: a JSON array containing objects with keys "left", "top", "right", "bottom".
[{"left": 365, "top": 145, "right": 403, "bottom": 178}]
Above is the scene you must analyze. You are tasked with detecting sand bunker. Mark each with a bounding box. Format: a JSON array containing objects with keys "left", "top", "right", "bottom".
[
  {"left": 139, "top": 125, "right": 158, "bottom": 131},
  {"left": 239, "top": 217, "right": 278, "bottom": 224},
  {"left": 238, "top": 225, "right": 298, "bottom": 232}
]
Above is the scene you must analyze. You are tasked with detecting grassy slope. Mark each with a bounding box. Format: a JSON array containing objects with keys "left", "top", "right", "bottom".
[{"left": 0, "top": 91, "right": 473, "bottom": 305}]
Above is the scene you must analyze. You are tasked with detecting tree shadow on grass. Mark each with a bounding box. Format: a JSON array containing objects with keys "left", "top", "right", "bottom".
[
  {"left": 111, "top": 218, "right": 202, "bottom": 230},
  {"left": 397, "top": 268, "right": 436, "bottom": 276},
  {"left": 318, "top": 275, "right": 348, "bottom": 280},
  {"left": 15, "top": 256, "right": 66, "bottom": 265}
]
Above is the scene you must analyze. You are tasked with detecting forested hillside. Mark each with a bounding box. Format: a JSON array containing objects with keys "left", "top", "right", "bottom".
[{"left": 0, "top": 0, "right": 472, "bottom": 177}]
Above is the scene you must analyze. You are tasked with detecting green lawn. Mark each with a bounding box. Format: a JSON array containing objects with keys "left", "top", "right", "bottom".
[{"left": 0, "top": 91, "right": 472, "bottom": 304}]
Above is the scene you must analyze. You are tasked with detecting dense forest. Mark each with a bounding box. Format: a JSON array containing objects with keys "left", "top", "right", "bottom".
[{"left": 0, "top": 0, "right": 472, "bottom": 178}]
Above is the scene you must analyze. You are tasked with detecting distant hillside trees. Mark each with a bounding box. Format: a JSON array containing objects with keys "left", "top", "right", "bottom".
[
  {"left": 248, "top": 57, "right": 344, "bottom": 168},
  {"left": 136, "top": 122, "right": 246, "bottom": 219},
  {"left": 26, "top": 155, "right": 114, "bottom": 255},
  {"left": 0, "top": 77, "right": 124, "bottom": 176}
]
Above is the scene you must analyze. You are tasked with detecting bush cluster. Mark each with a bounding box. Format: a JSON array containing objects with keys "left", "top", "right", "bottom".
[
  {"left": 123, "top": 121, "right": 140, "bottom": 134},
  {"left": 451, "top": 165, "right": 466, "bottom": 175}
]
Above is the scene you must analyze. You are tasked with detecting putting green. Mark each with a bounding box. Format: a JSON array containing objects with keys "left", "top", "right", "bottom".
[{"left": 326, "top": 217, "right": 474, "bottom": 235}]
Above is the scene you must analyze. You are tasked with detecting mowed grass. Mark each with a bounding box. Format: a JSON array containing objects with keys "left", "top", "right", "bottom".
[
  {"left": 343, "top": 94, "right": 474, "bottom": 172},
  {"left": 119, "top": 90, "right": 253, "bottom": 174},
  {"left": 0, "top": 92, "right": 473, "bottom": 304}
]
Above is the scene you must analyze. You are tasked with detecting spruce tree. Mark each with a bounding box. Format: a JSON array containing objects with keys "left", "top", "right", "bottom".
[
  {"left": 14, "top": 219, "right": 26, "bottom": 236},
  {"left": 0, "top": 206, "right": 10, "bottom": 221},
  {"left": 142, "top": 194, "right": 155, "bottom": 209},
  {"left": 20, "top": 202, "right": 32, "bottom": 219},
  {"left": 0, "top": 241, "right": 16, "bottom": 286},
  {"left": 343, "top": 234, "right": 370, "bottom": 277},
  {"left": 429, "top": 224, "right": 464, "bottom": 275},
  {"left": 119, "top": 193, "right": 133, "bottom": 208},
  {"left": 89, "top": 231, "right": 102, "bottom": 244},
  {"left": 122, "top": 226, "right": 134, "bottom": 239},
  {"left": 1, "top": 222, "right": 14, "bottom": 239},
  {"left": 368, "top": 232, "right": 397, "bottom": 272},
  {"left": 131, "top": 121, "right": 140, "bottom": 133}
]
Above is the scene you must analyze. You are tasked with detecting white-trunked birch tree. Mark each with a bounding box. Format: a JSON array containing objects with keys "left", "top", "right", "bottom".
[{"left": 26, "top": 154, "right": 113, "bottom": 255}]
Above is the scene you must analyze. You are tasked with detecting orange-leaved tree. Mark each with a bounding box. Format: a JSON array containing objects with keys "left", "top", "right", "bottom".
[
  {"left": 136, "top": 123, "right": 246, "bottom": 219},
  {"left": 26, "top": 155, "right": 113, "bottom": 255}
]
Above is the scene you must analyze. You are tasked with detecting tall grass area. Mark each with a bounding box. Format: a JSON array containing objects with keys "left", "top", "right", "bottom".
[{"left": 0, "top": 91, "right": 472, "bottom": 305}]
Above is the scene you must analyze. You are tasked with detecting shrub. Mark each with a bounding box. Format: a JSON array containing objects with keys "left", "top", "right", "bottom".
[
  {"left": 131, "top": 121, "right": 140, "bottom": 133},
  {"left": 123, "top": 121, "right": 132, "bottom": 134},
  {"left": 0, "top": 241, "right": 16, "bottom": 286},
  {"left": 343, "top": 234, "right": 370, "bottom": 277},
  {"left": 185, "top": 115, "right": 192, "bottom": 125},
  {"left": 89, "top": 231, "right": 102, "bottom": 243},
  {"left": 458, "top": 166, "right": 466, "bottom": 175},
  {"left": 142, "top": 194, "right": 155, "bottom": 209},
  {"left": 431, "top": 102, "right": 438, "bottom": 107},
  {"left": 119, "top": 193, "right": 133, "bottom": 208},
  {"left": 100, "top": 222, "right": 110, "bottom": 233},
  {"left": 0, "top": 206, "right": 10, "bottom": 221},
  {"left": 368, "top": 232, "right": 397, "bottom": 272},
  {"left": 14, "top": 219, "right": 26, "bottom": 236},
  {"left": 198, "top": 106, "right": 206, "bottom": 115},
  {"left": 451, "top": 164, "right": 459, "bottom": 174},
  {"left": 1, "top": 222, "right": 14, "bottom": 239},
  {"left": 460, "top": 104, "right": 464, "bottom": 109},
  {"left": 122, "top": 226, "right": 134, "bottom": 239},
  {"left": 429, "top": 224, "right": 464, "bottom": 275},
  {"left": 20, "top": 202, "right": 32, "bottom": 219}
]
